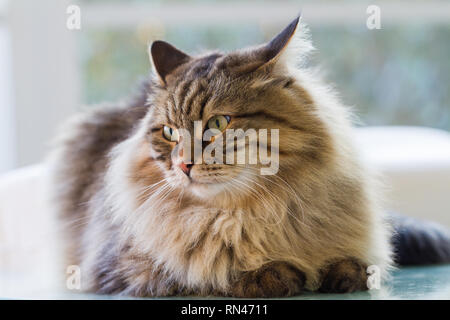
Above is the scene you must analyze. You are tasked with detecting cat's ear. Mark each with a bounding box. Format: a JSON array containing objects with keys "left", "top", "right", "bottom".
[
  {"left": 149, "top": 40, "right": 191, "bottom": 85},
  {"left": 263, "top": 16, "right": 300, "bottom": 64},
  {"left": 258, "top": 15, "right": 312, "bottom": 71}
]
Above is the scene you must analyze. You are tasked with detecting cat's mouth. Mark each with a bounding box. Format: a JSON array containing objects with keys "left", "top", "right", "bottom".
[
  {"left": 188, "top": 165, "right": 239, "bottom": 183},
  {"left": 188, "top": 174, "right": 227, "bottom": 187},
  {"left": 175, "top": 164, "right": 241, "bottom": 196}
]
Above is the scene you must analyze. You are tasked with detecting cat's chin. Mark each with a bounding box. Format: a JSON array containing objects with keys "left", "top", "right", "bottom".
[{"left": 189, "top": 181, "right": 227, "bottom": 198}]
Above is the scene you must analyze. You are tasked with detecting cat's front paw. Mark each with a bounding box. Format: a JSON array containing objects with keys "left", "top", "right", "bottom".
[
  {"left": 230, "top": 262, "right": 306, "bottom": 298},
  {"left": 318, "top": 258, "right": 368, "bottom": 293}
]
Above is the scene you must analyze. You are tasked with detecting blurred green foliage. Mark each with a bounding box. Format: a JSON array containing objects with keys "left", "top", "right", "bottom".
[{"left": 78, "top": 22, "right": 450, "bottom": 130}]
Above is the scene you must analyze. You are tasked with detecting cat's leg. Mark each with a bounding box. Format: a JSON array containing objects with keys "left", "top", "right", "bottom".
[
  {"left": 93, "top": 267, "right": 183, "bottom": 297},
  {"left": 229, "top": 261, "right": 306, "bottom": 298},
  {"left": 92, "top": 253, "right": 185, "bottom": 297},
  {"left": 318, "top": 258, "right": 368, "bottom": 293}
]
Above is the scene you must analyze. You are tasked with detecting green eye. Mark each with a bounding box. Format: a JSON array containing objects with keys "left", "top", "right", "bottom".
[
  {"left": 207, "top": 115, "right": 230, "bottom": 132},
  {"left": 163, "top": 126, "right": 179, "bottom": 142}
]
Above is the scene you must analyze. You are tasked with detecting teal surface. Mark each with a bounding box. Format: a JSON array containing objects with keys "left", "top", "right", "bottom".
[
  {"left": 54, "top": 265, "right": 450, "bottom": 300},
  {"left": 288, "top": 265, "right": 450, "bottom": 300}
]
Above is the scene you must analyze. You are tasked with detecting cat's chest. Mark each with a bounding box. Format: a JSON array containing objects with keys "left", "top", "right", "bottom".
[
  {"left": 143, "top": 205, "right": 251, "bottom": 259},
  {"left": 147, "top": 206, "right": 265, "bottom": 286},
  {"left": 172, "top": 206, "right": 246, "bottom": 246}
]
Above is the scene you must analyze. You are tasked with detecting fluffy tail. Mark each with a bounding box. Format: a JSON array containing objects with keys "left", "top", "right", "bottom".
[{"left": 390, "top": 213, "right": 450, "bottom": 265}]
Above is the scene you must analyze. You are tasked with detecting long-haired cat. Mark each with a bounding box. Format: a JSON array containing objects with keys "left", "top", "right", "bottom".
[{"left": 50, "top": 17, "right": 450, "bottom": 297}]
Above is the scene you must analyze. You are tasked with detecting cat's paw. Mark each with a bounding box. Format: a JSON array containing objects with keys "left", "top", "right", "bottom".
[
  {"left": 230, "top": 262, "right": 306, "bottom": 298},
  {"left": 318, "top": 258, "right": 368, "bottom": 293}
]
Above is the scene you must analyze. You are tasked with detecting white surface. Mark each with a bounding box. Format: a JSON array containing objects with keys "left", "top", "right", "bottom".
[
  {"left": 357, "top": 126, "right": 450, "bottom": 172},
  {"left": 0, "top": 165, "right": 60, "bottom": 298},
  {"left": 356, "top": 126, "right": 450, "bottom": 227}
]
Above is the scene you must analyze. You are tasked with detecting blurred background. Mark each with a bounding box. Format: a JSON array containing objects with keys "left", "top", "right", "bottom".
[
  {"left": 0, "top": 0, "right": 449, "bottom": 171},
  {"left": 0, "top": 0, "right": 450, "bottom": 298}
]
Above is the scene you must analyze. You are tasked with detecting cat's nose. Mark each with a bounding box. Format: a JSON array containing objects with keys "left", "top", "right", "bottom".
[{"left": 179, "top": 162, "right": 193, "bottom": 176}]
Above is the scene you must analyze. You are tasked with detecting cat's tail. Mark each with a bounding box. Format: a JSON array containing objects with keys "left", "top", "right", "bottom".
[{"left": 389, "top": 213, "right": 450, "bottom": 265}]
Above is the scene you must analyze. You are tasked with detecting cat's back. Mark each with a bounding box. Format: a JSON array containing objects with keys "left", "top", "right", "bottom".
[{"left": 49, "top": 84, "right": 149, "bottom": 264}]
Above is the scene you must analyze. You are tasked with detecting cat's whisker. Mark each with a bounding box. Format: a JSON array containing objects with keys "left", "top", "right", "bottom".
[
  {"left": 141, "top": 183, "right": 175, "bottom": 213},
  {"left": 143, "top": 181, "right": 171, "bottom": 199},
  {"left": 223, "top": 180, "right": 278, "bottom": 225},
  {"left": 175, "top": 188, "right": 185, "bottom": 209},
  {"left": 136, "top": 178, "right": 170, "bottom": 197},
  {"left": 238, "top": 171, "right": 311, "bottom": 233},
  {"left": 240, "top": 167, "right": 309, "bottom": 228},
  {"left": 229, "top": 176, "right": 284, "bottom": 226},
  {"left": 245, "top": 185, "right": 309, "bottom": 238},
  {"left": 236, "top": 177, "right": 294, "bottom": 234}
]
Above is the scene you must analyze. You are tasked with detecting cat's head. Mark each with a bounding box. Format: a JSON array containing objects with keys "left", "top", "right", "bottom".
[{"left": 127, "top": 17, "right": 333, "bottom": 202}]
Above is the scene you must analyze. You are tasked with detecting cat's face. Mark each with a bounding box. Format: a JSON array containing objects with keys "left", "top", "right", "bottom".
[
  {"left": 145, "top": 56, "right": 287, "bottom": 198},
  {"left": 132, "top": 18, "right": 330, "bottom": 201}
]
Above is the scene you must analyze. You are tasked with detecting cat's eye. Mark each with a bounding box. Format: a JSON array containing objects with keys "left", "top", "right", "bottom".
[
  {"left": 162, "top": 126, "right": 179, "bottom": 142},
  {"left": 207, "top": 115, "right": 231, "bottom": 132}
]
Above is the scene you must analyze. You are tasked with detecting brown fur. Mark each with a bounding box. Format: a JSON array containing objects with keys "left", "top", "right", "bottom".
[
  {"left": 319, "top": 259, "right": 368, "bottom": 293},
  {"left": 230, "top": 262, "right": 306, "bottom": 298},
  {"left": 49, "top": 19, "right": 392, "bottom": 297}
]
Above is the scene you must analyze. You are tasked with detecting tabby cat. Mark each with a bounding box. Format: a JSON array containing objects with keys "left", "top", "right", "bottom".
[{"left": 50, "top": 17, "right": 395, "bottom": 297}]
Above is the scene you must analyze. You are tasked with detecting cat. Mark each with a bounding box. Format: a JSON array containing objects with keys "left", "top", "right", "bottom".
[{"left": 49, "top": 17, "right": 450, "bottom": 298}]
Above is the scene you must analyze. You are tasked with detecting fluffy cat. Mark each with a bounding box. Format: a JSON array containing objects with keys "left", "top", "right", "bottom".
[{"left": 50, "top": 17, "right": 446, "bottom": 298}]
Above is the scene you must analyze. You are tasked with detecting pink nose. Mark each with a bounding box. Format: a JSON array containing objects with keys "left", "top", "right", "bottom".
[{"left": 179, "top": 162, "right": 193, "bottom": 176}]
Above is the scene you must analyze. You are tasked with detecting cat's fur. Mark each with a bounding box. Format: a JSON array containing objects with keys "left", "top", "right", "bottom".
[{"left": 50, "top": 18, "right": 393, "bottom": 297}]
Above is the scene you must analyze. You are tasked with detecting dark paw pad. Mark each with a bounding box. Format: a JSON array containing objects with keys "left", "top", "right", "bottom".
[
  {"left": 319, "top": 259, "right": 368, "bottom": 293},
  {"left": 231, "top": 262, "right": 306, "bottom": 298}
]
